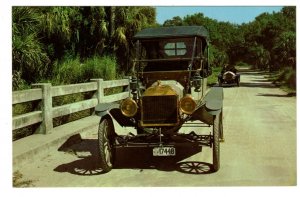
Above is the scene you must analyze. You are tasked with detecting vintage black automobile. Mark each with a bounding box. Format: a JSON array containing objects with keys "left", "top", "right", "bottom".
[
  {"left": 95, "top": 26, "right": 224, "bottom": 173},
  {"left": 218, "top": 65, "right": 240, "bottom": 87}
]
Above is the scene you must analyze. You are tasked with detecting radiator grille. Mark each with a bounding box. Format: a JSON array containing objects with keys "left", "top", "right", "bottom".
[{"left": 141, "top": 95, "right": 178, "bottom": 126}]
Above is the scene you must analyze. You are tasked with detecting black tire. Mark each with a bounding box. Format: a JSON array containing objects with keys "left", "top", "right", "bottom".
[
  {"left": 236, "top": 77, "right": 240, "bottom": 87},
  {"left": 212, "top": 113, "right": 220, "bottom": 172},
  {"left": 98, "top": 117, "right": 116, "bottom": 172},
  {"left": 218, "top": 79, "right": 222, "bottom": 87}
]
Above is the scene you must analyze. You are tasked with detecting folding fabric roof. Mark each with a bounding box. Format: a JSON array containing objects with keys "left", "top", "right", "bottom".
[{"left": 134, "top": 26, "right": 209, "bottom": 40}]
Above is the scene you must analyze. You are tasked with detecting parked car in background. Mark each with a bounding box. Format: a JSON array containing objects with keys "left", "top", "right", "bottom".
[{"left": 218, "top": 64, "right": 240, "bottom": 86}]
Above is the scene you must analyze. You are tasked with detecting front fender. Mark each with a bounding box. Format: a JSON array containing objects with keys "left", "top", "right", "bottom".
[
  {"left": 95, "top": 102, "right": 135, "bottom": 127},
  {"left": 192, "top": 86, "right": 223, "bottom": 125},
  {"left": 204, "top": 86, "right": 223, "bottom": 115},
  {"left": 95, "top": 102, "right": 119, "bottom": 117}
]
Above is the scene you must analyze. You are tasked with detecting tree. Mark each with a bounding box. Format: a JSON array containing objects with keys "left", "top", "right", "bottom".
[
  {"left": 163, "top": 16, "right": 183, "bottom": 26},
  {"left": 273, "top": 31, "right": 296, "bottom": 69},
  {"left": 12, "top": 7, "right": 50, "bottom": 85},
  {"left": 111, "top": 6, "right": 156, "bottom": 72}
]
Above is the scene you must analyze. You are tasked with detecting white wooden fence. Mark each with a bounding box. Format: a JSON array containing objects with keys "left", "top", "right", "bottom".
[{"left": 12, "top": 78, "right": 129, "bottom": 135}]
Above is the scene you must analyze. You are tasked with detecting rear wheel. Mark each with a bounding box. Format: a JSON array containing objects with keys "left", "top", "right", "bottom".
[
  {"left": 212, "top": 113, "right": 221, "bottom": 172},
  {"left": 98, "top": 117, "right": 116, "bottom": 172},
  {"left": 236, "top": 76, "right": 240, "bottom": 86}
]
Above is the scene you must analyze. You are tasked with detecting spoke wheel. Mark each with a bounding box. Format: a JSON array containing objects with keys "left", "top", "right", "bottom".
[
  {"left": 98, "top": 117, "right": 115, "bottom": 172},
  {"left": 212, "top": 113, "right": 220, "bottom": 172}
]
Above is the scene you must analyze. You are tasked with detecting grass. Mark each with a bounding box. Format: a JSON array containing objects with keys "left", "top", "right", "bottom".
[{"left": 207, "top": 67, "right": 222, "bottom": 86}]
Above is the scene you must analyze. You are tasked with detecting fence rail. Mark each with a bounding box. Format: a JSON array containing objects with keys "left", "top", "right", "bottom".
[{"left": 12, "top": 78, "right": 129, "bottom": 135}]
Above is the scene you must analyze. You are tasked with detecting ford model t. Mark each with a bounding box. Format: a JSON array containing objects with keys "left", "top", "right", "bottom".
[
  {"left": 95, "top": 26, "right": 224, "bottom": 173},
  {"left": 218, "top": 64, "right": 240, "bottom": 87}
]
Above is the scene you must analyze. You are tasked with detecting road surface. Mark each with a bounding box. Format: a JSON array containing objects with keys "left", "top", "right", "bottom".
[{"left": 14, "top": 69, "right": 296, "bottom": 187}]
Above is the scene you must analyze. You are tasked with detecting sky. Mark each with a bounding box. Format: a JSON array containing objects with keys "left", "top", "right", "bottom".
[{"left": 156, "top": 6, "right": 283, "bottom": 25}]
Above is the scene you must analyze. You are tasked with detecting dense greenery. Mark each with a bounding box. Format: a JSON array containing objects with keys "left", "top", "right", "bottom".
[
  {"left": 12, "top": 6, "right": 157, "bottom": 90},
  {"left": 163, "top": 7, "right": 296, "bottom": 89},
  {"left": 12, "top": 6, "right": 295, "bottom": 90}
]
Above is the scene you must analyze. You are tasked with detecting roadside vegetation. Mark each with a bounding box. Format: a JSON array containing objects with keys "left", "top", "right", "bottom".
[
  {"left": 163, "top": 7, "right": 295, "bottom": 91},
  {"left": 207, "top": 67, "right": 222, "bottom": 86},
  {"left": 12, "top": 6, "right": 296, "bottom": 140},
  {"left": 13, "top": 171, "right": 35, "bottom": 187}
]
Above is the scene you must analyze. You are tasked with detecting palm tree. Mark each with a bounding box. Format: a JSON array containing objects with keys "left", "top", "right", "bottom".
[
  {"left": 12, "top": 7, "right": 50, "bottom": 85},
  {"left": 111, "top": 6, "right": 156, "bottom": 72}
]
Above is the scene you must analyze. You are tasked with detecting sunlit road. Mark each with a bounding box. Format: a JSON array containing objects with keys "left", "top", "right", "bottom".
[{"left": 17, "top": 69, "right": 296, "bottom": 186}]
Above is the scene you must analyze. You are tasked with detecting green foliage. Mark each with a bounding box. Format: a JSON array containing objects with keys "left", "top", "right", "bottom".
[
  {"left": 163, "top": 16, "right": 184, "bottom": 26},
  {"left": 208, "top": 46, "right": 228, "bottom": 67},
  {"left": 274, "top": 67, "right": 296, "bottom": 90},
  {"left": 241, "top": 7, "right": 295, "bottom": 72},
  {"left": 12, "top": 7, "right": 50, "bottom": 83},
  {"left": 207, "top": 67, "right": 222, "bottom": 86},
  {"left": 12, "top": 6, "right": 156, "bottom": 88},
  {"left": 180, "top": 6, "right": 295, "bottom": 90},
  {"left": 12, "top": 71, "right": 30, "bottom": 90},
  {"left": 12, "top": 6, "right": 296, "bottom": 92},
  {"left": 112, "top": 7, "right": 157, "bottom": 72},
  {"left": 52, "top": 55, "right": 117, "bottom": 85},
  {"left": 50, "top": 55, "right": 118, "bottom": 127}
]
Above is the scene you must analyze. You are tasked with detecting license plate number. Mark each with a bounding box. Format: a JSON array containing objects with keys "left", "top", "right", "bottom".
[{"left": 153, "top": 147, "right": 176, "bottom": 156}]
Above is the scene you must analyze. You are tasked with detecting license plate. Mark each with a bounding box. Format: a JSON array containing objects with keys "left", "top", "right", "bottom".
[{"left": 153, "top": 146, "right": 176, "bottom": 156}]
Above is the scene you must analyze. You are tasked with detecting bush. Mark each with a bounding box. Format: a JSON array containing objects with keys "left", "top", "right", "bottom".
[
  {"left": 207, "top": 66, "right": 222, "bottom": 86},
  {"left": 275, "top": 67, "right": 296, "bottom": 90},
  {"left": 52, "top": 55, "right": 117, "bottom": 85},
  {"left": 84, "top": 56, "right": 117, "bottom": 80}
]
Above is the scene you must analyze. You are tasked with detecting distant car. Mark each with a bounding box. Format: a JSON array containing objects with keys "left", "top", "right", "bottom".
[{"left": 218, "top": 68, "right": 240, "bottom": 87}]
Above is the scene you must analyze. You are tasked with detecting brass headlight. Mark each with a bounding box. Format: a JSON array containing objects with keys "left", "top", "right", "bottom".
[
  {"left": 180, "top": 95, "right": 196, "bottom": 115},
  {"left": 120, "top": 98, "right": 138, "bottom": 117}
]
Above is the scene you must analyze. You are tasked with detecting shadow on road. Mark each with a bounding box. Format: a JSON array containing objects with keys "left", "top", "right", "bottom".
[
  {"left": 239, "top": 82, "right": 277, "bottom": 88},
  {"left": 54, "top": 135, "right": 214, "bottom": 175},
  {"left": 176, "top": 161, "right": 212, "bottom": 174},
  {"left": 257, "top": 92, "right": 296, "bottom": 97}
]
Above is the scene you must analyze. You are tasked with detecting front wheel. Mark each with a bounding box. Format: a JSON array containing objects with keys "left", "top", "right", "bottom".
[
  {"left": 212, "top": 113, "right": 221, "bottom": 172},
  {"left": 98, "top": 117, "right": 116, "bottom": 172}
]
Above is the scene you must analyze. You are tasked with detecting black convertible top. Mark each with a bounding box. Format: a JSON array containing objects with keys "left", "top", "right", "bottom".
[{"left": 134, "top": 26, "right": 209, "bottom": 40}]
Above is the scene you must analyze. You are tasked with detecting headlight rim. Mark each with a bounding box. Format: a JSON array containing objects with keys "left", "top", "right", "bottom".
[
  {"left": 179, "top": 95, "right": 196, "bottom": 115},
  {"left": 120, "top": 97, "right": 138, "bottom": 117}
]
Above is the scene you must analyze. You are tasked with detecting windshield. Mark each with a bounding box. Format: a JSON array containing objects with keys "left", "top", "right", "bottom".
[
  {"left": 141, "top": 38, "right": 197, "bottom": 60},
  {"left": 137, "top": 38, "right": 205, "bottom": 72}
]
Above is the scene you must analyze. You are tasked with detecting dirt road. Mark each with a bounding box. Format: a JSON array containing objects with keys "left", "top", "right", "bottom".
[{"left": 15, "top": 69, "right": 296, "bottom": 187}]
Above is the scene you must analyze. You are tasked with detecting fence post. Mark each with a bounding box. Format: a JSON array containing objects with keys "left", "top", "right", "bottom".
[
  {"left": 91, "top": 79, "right": 104, "bottom": 104},
  {"left": 32, "top": 83, "right": 53, "bottom": 134}
]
